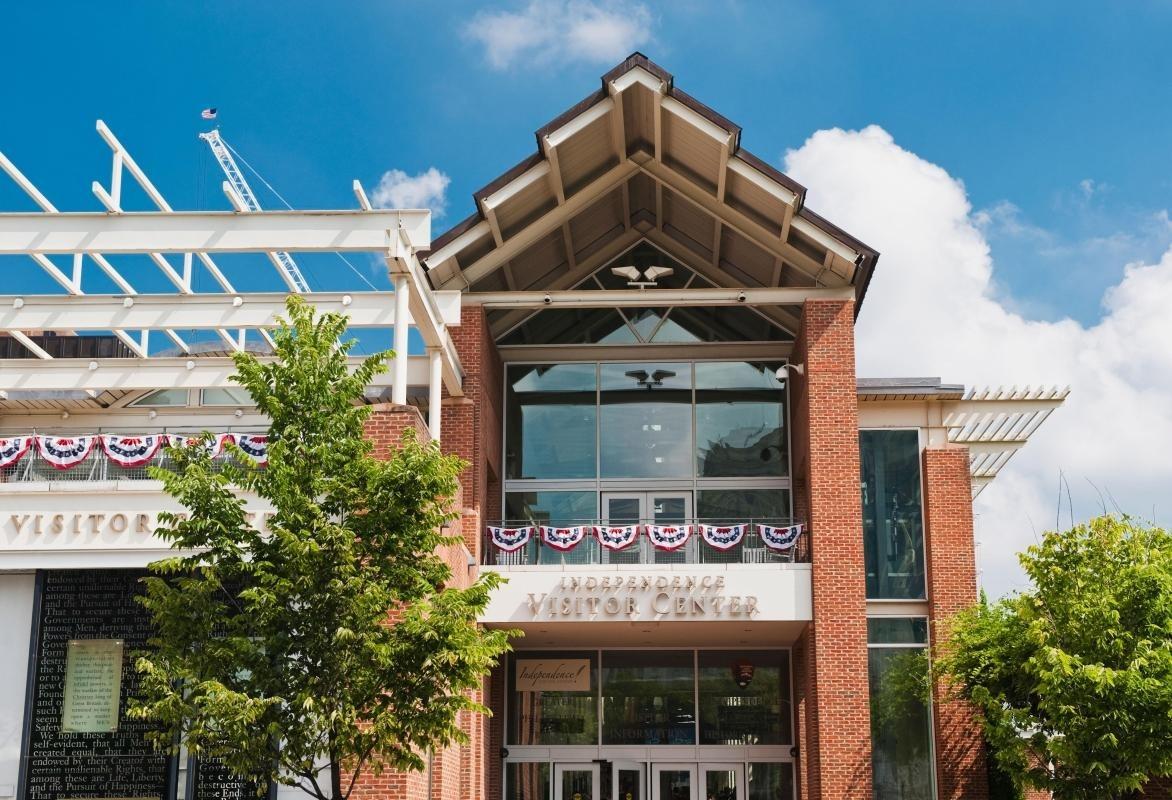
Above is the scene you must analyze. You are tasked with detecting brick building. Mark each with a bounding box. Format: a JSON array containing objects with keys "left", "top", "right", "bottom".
[{"left": 0, "top": 54, "right": 1067, "bottom": 800}]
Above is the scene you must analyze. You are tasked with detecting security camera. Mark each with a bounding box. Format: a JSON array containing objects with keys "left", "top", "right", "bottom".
[
  {"left": 775, "top": 363, "right": 805, "bottom": 381},
  {"left": 543, "top": 293, "right": 552, "bottom": 305},
  {"left": 737, "top": 291, "right": 747, "bottom": 303}
]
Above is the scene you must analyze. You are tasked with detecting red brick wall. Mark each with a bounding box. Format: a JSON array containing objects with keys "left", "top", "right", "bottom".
[
  {"left": 792, "top": 299, "right": 872, "bottom": 799},
  {"left": 923, "top": 447, "right": 989, "bottom": 800}
]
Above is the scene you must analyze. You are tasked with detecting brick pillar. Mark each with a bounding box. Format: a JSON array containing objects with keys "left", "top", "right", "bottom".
[
  {"left": 923, "top": 447, "right": 989, "bottom": 800},
  {"left": 792, "top": 299, "right": 871, "bottom": 799}
]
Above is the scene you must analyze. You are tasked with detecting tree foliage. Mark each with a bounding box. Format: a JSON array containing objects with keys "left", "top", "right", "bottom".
[
  {"left": 938, "top": 516, "right": 1172, "bottom": 800},
  {"left": 128, "top": 296, "right": 513, "bottom": 800}
]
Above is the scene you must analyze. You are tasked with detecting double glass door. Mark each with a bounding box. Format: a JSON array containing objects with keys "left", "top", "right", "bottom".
[
  {"left": 601, "top": 491, "right": 692, "bottom": 564},
  {"left": 550, "top": 762, "right": 745, "bottom": 800}
]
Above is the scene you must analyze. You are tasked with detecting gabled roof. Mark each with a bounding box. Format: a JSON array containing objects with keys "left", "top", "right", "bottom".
[{"left": 424, "top": 53, "right": 879, "bottom": 320}]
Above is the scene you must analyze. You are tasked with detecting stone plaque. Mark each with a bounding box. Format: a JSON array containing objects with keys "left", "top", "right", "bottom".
[{"left": 62, "top": 638, "right": 124, "bottom": 732}]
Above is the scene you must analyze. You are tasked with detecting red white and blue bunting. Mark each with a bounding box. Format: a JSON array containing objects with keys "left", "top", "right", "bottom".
[
  {"left": 488, "top": 525, "right": 534, "bottom": 552},
  {"left": 699, "top": 523, "right": 747, "bottom": 551},
  {"left": 36, "top": 436, "right": 96, "bottom": 470},
  {"left": 647, "top": 524, "right": 692, "bottom": 551},
  {"left": 757, "top": 523, "right": 803, "bottom": 551},
  {"left": 540, "top": 525, "right": 590, "bottom": 552},
  {"left": 234, "top": 434, "right": 269, "bottom": 466},
  {"left": 101, "top": 434, "right": 166, "bottom": 468},
  {"left": 593, "top": 524, "right": 640, "bottom": 551},
  {"left": 166, "top": 432, "right": 235, "bottom": 458},
  {"left": 0, "top": 436, "right": 33, "bottom": 468}
]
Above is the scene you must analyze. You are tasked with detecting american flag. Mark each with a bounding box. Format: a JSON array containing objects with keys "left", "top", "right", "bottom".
[{"left": 201, "top": 108, "right": 217, "bottom": 120}]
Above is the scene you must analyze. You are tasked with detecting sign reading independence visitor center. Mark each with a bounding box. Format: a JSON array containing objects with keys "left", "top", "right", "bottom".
[{"left": 525, "top": 574, "right": 759, "bottom": 619}]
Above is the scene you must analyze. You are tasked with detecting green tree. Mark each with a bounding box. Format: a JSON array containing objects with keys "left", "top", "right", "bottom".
[
  {"left": 938, "top": 516, "right": 1172, "bottom": 800},
  {"left": 129, "top": 296, "right": 513, "bottom": 800}
]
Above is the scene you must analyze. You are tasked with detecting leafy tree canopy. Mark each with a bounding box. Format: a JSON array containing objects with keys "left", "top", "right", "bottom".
[
  {"left": 129, "top": 296, "right": 513, "bottom": 800},
  {"left": 938, "top": 516, "right": 1172, "bottom": 800}
]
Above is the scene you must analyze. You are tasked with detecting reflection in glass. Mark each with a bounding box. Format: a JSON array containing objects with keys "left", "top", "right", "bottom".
[
  {"left": 867, "top": 617, "right": 928, "bottom": 645},
  {"left": 599, "top": 364, "right": 691, "bottom": 479},
  {"left": 705, "top": 769, "right": 738, "bottom": 800},
  {"left": 860, "top": 430, "right": 926, "bottom": 598},
  {"left": 508, "top": 651, "right": 598, "bottom": 745},
  {"left": 561, "top": 769, "right": 594, "bottom": 800},
  {"left": 698, "top": 650, "right": 791, "bottom": 745},
  {"left": 615, "top": 767, "right": 643, "bottom": 800},
  {"left": 696, "top": 490, "right": 789, "bottom": 522},
  {"left": 506, "top": 364, "right": 597, "bottom": 480},
  {"left": 505, "top": 492, "right": 597, "bottom": 565},
  {"left": 602, "top": 650, "right": 695, "bottom": 745},
  {"left": 869, "top": 647, "right": 934, "bottom": 800},
  {"left": 747, "top": 763, "right": 795, "bottom": 800},
  {"left": 696, "top": 362, "right": 787, "bottom": 477},
  {"left": 657, "top": 770, "right": 692, "bottom": 800},
  {"left": 506, "top": 762, "right": 551, "bottom": 800}
]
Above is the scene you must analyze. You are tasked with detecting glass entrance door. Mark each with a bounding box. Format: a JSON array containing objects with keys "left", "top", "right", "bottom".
[
  {"left": 651, "top": 764, "right": 696, "bottom": 800},
  {"left": 612, "top": 761, "right": 645, "bottom": 800},
  {"left": 601, "top": 491, "right": 692, "bottom": 564},
  {"left": 555, "top": 763, "right": 600, "bottom": 800},
  {"left": 700, "top": 764, "right": 745, "bottom": 800}
]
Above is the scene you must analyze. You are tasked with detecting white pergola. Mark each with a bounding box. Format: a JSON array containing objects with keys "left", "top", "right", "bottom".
[{"left": 0, "top": 122, "right": 462, "bottom": 441}]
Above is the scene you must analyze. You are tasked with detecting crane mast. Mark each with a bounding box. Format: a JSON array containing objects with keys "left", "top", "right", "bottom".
[{"left": 198, "top": 129, "right": 310, "bottom": 293}]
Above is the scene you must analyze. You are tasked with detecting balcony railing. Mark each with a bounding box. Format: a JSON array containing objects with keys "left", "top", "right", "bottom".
[
  {"left": 0, "top": 434, "right": 265, "bottom": 484},
  {"left": 483, "top": 518, "right": 809, "bottom": 566}
]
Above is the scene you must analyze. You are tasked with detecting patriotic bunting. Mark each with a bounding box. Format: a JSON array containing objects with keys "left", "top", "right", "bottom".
[
  {"left": 101, "top": 435, "right": 166, "bottom": 468},
  {"left": 234, "top": 434, "right": 269, "bottom": 465},
  {"left": 488, "top": 525, "right": 534, "bottom": 552},
  {"left": 757, "top": 523, "right": 803, "bottom": 551},
  {"left": 647, "top": 524, "right": 691, "bottom": 551},
  {"left": 0, "top": 436, "right": 32, "bottom": 468},
  {"left": 540, "top": 525, "right": 590, "bottom": 552},
  {"left": 167, "top": 432, "right": 234, "bottom": 458},
  {"left": 36, "top": 436, "right": 95, "bottom": 470},
  {"left": 594, "top": 524, "right": 640, "bottom": 551},
  {"left": 699, "top": 523, "right": 747, "bottom": 551}
]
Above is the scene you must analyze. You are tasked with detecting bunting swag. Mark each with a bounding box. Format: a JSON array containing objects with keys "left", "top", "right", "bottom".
[
  {"left": 166, "top": 432, "right": 234, "bottom": 458},
  {"left": 540, "top": 525, "right": 589, "bottom": 552},
  {"left": 699, "top": 523, "right": 747, "bottom": 551},
  {"left": 758, "top": 523, "right": 803, "bottom": 551},
  {"left": 235, "top": 434, "right": 269, "bottom": 466},
  {"left": 594, "top": 524, "right": 640, "bottom": 551},
  {"left": 36, "top": 436, "right": 96, "bottom": 470},
  {"left": 647, "top": 524, "right": 691, "bottom": 551},
  {"left": 0, "top": 436, "right": 32, "bottom": 468},
  {"left": 488, "top": 526, "right": 534, "bottom": 552},
  {"left": 101, "top": 435, "right": 166, "bottom": 468}
]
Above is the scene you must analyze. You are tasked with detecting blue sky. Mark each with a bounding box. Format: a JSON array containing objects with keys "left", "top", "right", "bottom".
[
  {"left": 3, "top": 1, "right": 1171, "bottom": 320},
  {"left": 4, "top": 2, "right": 1172, "bottom": 593}
]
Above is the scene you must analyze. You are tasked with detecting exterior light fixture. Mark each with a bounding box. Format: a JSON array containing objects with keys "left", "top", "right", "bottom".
[
  {"left": 122, "top": 296, "right": 134, "bottom": 308},
  {"left": 611, "top": 265, "right": 673, "bottom": 288},
  {"left": 234, "top": 409, "right": 244, "bottom": 418}
]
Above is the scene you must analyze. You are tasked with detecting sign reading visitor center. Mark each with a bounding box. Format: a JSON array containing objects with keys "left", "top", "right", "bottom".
[
  {"left": 525, "top": 574, "right": 759, "bottom": 619},
  {"left": 515, "top": 659, "right": 592, "bottom": 692}
]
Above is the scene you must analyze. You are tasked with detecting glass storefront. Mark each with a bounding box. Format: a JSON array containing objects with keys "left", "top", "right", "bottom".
[
  {"left": 507, "top": 649, "right": 792, "bottom": 748},
  {"left": 867, "top": 618, "right": 934, "bottom": 800},
  {"left": 859, "top": 430, "right": 926, "bottom": 599}
]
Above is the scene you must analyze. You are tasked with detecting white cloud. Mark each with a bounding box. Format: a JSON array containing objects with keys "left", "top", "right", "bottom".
[
  {"left": 465, "top": 0, "right": 653, "bottom": 70},
  {"left": 783, "top": 125, "right": 1172, "bottom": 597},
  {"left": 371, "top": 167, "right": 450, "bottom": 218}
]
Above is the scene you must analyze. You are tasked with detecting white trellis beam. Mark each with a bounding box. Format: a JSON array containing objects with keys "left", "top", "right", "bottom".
[
  {"left": 0, "top": 355, "right": 433, "bottom": 393},
  {"left": 0, "top": 210, "right": 431, "bottom": 255},
  {"left": 0, "top": 291, "right": 463, "bottom": 332}
]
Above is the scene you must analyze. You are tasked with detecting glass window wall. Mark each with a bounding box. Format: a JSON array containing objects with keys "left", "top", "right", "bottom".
[
  {"left": 505, "top": 762, "right": 551, "bottom": 800},
  {"left": 860, "top": 430, "right": 926, "bottom": 599},
  {"left": 506, "top": 364, "right": 597, "bottom": 480},
  {"left": 868, "top": 618, "right": 934, "bottom": 800},
  {"left": 748, "top": 763, "right": 795, "bottom": 800},
  {"left": 696, "top": 363, "right": 787, "bottom": 477},
  {"left": 599, "top": 364, "right": 693, "bottom": 479},
  {"left": 602, "top": 650, "right": 696, "bottom": 745},
  {"left": 508, "top": 651, "right": 599, "bottom": 746},
  {"left": 698, "top": 650, "right": 791, "bottom": 745}
]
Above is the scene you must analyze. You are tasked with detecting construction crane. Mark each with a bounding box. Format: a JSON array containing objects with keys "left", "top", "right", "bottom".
[{"left": 198, "top": 129, "right": 311, "bottom": 293}]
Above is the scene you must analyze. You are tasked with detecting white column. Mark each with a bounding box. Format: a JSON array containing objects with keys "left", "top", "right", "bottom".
[
  {"left": 392, "top": 275, "right": 409, "bottom": 406},
  {"left": 428, "top": 347, "right": 442, "bottom": 442}
]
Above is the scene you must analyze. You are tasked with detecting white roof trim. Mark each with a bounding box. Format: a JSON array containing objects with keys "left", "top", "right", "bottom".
[
  {"left": 546, "top": 97, "right": 615, "bottom": 149},
  {"left": 661, "top": 95, "right": 731, "bottom": 144}
]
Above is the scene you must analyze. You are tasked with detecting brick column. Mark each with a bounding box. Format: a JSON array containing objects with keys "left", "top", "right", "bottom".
[
  {"left": 792, "top": 299, "right": 871, "bottom": 799},
  {"left": 923, "top": 446, "right": 989, "bottom": 800}
]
